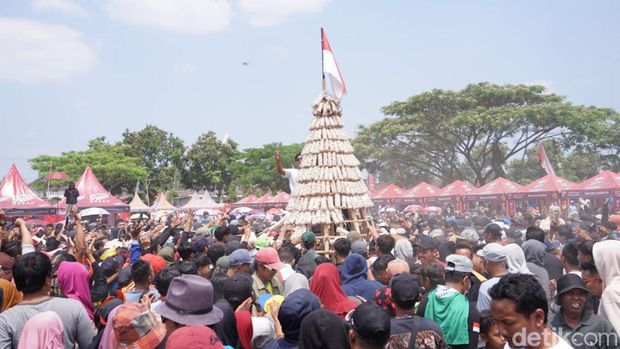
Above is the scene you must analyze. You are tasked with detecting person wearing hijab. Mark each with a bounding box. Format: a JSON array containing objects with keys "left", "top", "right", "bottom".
[
  {"left": 263, "top": 289, "right": 321, "bottom": 349},
  {"left": 521, "top": 239, "right": 552, "bottom": 303},
  {"left": 299, "top": 308, "right": 350, "bottom": 349},
  {"left": 593, "top": 240, "right": 620, "bottom": 333},
  {"left": 0, "top": 279, "right": 21, "bottom": 312},
  {"left": 503, "top": 244, "right": 532, "bottom": 274},
  {"left": 340, "top": 253, "right": 383, "bottom": 301},
  {"left": 393, "top": 239, "right": 413, "bottom": 260},
  {"left": 17, "top": 311, "right": 64, "bottom": 349},
  {"left": 283, "top": 273, "right": 309, "bottom": 297},
  {"left": 310, "top": 263, "right": 357, "bottom": 319},
  {"left": 57, "top": 261, "right": 95, "bottom": 320}
]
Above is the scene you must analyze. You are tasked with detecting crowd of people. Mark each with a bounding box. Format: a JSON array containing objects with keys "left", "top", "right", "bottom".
[{"left": 0, "top": 198, "right": 619, "bottom": 349}]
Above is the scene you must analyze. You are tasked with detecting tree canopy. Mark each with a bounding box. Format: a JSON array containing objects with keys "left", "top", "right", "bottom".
[
  {"left": 183, "top": 131, "right": 239, "bottom": 199},
  {"left": 353, "top": 83, "right": 620, "bottom": 186},
  {"left": 30, "top": 137, "right": 148, "bottom": 194},
  {"left": 229, "top": 142, "right": 304, "bottom": 196},
  {"left": 121, "top": 125, "right": 186, "bottom": 195}
]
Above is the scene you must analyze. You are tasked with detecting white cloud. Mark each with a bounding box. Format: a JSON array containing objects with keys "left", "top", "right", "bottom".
[
  {"left": 0, "top": 18, "right": 96, "bottom": 83},
  {"left": 32, "top": 0, "right": 89, "bottom": 17},
  {"left": 105, "top": 0, "right": 232, "bottom": 34},
  {"left": 238, "top": 0, "right": 330, "bottom": 27}
]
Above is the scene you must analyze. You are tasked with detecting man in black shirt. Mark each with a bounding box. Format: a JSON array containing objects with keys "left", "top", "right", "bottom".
[{"left": 64, "top": 182, "right": 79, "bottom": 218}]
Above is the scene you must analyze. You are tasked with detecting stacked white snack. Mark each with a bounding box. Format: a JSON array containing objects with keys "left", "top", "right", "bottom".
[{"left": 284, "top": 93, "right": 373, "bottom": 226}]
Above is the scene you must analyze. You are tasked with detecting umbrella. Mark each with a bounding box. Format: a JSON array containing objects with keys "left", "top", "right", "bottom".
[
  {"left": 379, "top": 206, "right": 396, "bottom": 213},
  {"left": 130, "top": 213, "right": 150, "bottom": 220},
  {"left": 194, "top": 209, "right": 220, "bottom": 216},
  {"left": 423, "top": 206, "right": 442, "bottom": 214},
  {"left": 25, "top": 219, "right": 48, "bottom": 227},
  {"left": 266, "top": 207, "right": 286, "bottom": 215},
  {"left": 403, "top": 204, "right": 423, "bottom": 213},
  {"left": 79, "top": 207, "right": 110, "bottom": 217},
  {"left": 231, "top": 207, "right": 252, "bottom": 214}
]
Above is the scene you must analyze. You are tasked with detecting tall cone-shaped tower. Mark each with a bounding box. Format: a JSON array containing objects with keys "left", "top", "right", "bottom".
[{"left": 284, "top": 93, "right": 373, "bottom": 252}]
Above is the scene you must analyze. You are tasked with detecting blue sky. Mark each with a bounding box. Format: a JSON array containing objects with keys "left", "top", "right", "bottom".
[{"left": 1, "top": 0, "right": 618, "bottom": 182}]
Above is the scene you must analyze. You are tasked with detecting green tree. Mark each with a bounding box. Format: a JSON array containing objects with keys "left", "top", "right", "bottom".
[
  {"left": 30, "top": 137, "right": 148, "bottom": 194},
  {"left": 121, "top": 125, "right": 186, "bottom": 196},
  {"left": 353, "top": 83, "right": 620, "bottom": 186},
  {"left": 183, "top": 131, "right": 239, "bottom": 199},
  {"left": 506, "top": 140, "right": 604, "bottom": 185},
  {"left": 229, "top": 142, "right": 304, "bottom": 196}
]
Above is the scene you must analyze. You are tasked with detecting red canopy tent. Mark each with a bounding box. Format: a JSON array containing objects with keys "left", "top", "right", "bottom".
[
  {"left": 59, "top": 166, "right": 129, "bottom": 213},
  {"left": 371, "top": 184, "right": 406, "bottom": 204},
  {"left": 397, "top": 182, "right": 441, "bottom": 205},
  {"left": 514, "top": 174, "right": 577, "bottom": 214},
  {"left": 427, "top": 180, "right": 477, "bottom": 212},
  {"left": 252, "top": 193, "right": 273, "bottom": 209},
  {"left": 45, "top": 172, "right": 69, "bottom": 180},
  {"left": 565, "top": 170, "right": 620, "bottom": 210},
  {"left": 267, "top": 191, "right": 291, "bottom": 208},
  {"left": 515, "top": 174, "right": 576, "bottom": 199},
  {"left": 0, "top": 164, "right": 55, "bottom": 215},
  {"left": 466, "top": 177, "right": 525, "bottom": 213},
  {"left": 233, "top": 194, "right": 258, "bottom": 207}
]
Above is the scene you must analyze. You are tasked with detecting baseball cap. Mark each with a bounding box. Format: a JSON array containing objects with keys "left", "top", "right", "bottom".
[
  {"left": 229, "top": 249, "right": 253, "bottom": 266},
  {"left": 387, "top": 259, "right": 410, "bottom": 277},
  {"left": 190, "top": 236, "right": 210, "bottom": 253},
  {"left": 346, "top": 302, "right": 390, "bottom": 345},
  {"left": 254, "top": 235, "right": 274, "bottom": 250},
  {"left": 429, "top": 229, "right": 445, "bottom": 239},
  {"left": 506, "top": 229, "right": 523, "bottom": 239},
  {"left": 141, "top": 254, "right": 166, "bottom": 275},
  {"left": 113, "top": 302, "right": 166, "bottom": 349},
  {"left": 445, "top": 254, "right": 473, "bottom": 273},
  {"left": 390, "top": 273, "right": 421, "bottom": 307},
  {"left": 216, "top": 256, "right": 230, "bottom": 270},
  {"left": 301, "top": 231, "right": 316, "bottom": 243},
  {"left": 456, "top": 228, "right": 480, "bottom": 243},
  {"left": 225, "top": 240, "right": 241, "bottom": 255},
  {"left": 476, "top": 243, "right": 507, "bottom": 263},
  {"left": 555, "top": 273, "right": 590, "bottom": 305},
  {"left": 255, "top": 247, "right": 285, "bottom": 270},
  {"left": 350, "top": 240, "right": 368, "bottom": 255},
  {"left": 165, "top": 325, "right": 224, "bottom": 349},
  {"left": 223, "top": 273, "right": 253, "bottom": 306}
]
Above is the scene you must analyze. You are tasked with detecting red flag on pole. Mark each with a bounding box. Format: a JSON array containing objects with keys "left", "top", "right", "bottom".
[
  {"left": 321, "top": 28, "right": 347, "bottom": 98},
  {"left": 368, "top": 174, "right": 375, "bottom": 192},
  {"left": 539, "top": 142, "right": 556, "bottom": 176}
]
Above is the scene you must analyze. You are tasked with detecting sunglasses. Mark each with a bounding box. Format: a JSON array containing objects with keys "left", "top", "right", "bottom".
[{"left": 262, "top": 263, "right": 274, "bottom": 272}]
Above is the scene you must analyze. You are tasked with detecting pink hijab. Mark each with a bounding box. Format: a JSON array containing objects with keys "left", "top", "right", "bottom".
[
  {"left": 17, "top": 311, "right": 64, "bottom": 349},
  {"left": 57, "top": 261, "right": 94, "bottom": 320}
]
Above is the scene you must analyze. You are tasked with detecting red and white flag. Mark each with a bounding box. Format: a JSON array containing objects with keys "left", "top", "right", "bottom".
[
  {"left": 539, "top": 142, "right": 556, "bottom": 176},
  {"left": 321, "top": 28, "right": 347, "bottom": 98},
  {"left": 368, "top": 174, "right": 376, "bottom": 192}
]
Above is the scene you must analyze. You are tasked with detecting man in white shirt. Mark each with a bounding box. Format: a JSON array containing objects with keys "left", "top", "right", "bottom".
[{"left": 275, "top": 151, "right": 301, "bottom": 193}]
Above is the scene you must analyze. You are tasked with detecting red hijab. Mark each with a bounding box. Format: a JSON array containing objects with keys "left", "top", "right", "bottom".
[{"left": 310, "top": 263, "right": 356, "bottom": 318}]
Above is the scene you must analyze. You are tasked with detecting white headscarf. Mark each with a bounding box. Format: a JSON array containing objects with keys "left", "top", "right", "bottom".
[
  {"left": 393, "top": 239, "right": 413, "bottom": 260},
  {"left": 503, "top": 243, "right": 532, "bottom": 274}
]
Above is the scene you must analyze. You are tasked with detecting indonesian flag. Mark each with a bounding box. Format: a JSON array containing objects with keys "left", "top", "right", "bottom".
[
  {"left": 368, "top": 174, "right": 375, "bottom": 192},
  {"left": 539, "top": 142, "right": 556, "bottom": 176},
  {"left": 321, "top": 28, "right": 347, "bottom": 98}
]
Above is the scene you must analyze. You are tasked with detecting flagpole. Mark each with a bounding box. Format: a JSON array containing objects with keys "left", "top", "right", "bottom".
[{"left": 321, "top": 27, "right": 326, "bottom": 93}]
